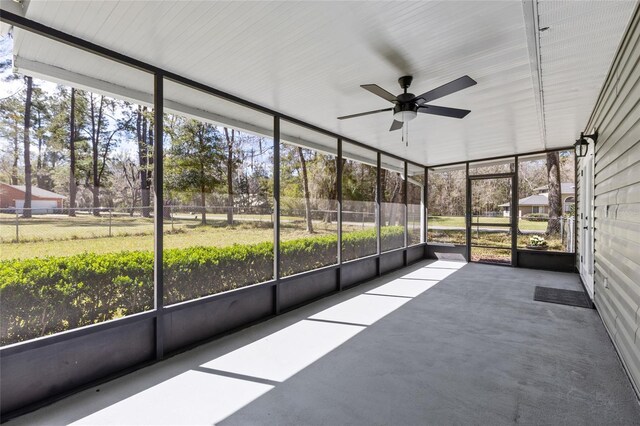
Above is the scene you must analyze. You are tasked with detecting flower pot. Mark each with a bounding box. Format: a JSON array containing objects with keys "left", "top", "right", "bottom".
[{"left": 526, "top": 245, "right": 548, "bottom": 251}]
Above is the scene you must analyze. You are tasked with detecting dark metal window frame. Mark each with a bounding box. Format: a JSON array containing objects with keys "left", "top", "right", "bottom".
[
  {"left": 0, "top": 11, "right": 423, "bottom": 356},
  {"left": 428, "top": 148, "right": 576, "bottom": 267}
]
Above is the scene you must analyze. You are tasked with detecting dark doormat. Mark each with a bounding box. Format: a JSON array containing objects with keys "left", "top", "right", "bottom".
[{"left": 534, "top": 286, "right": 592, "bottom": 308}]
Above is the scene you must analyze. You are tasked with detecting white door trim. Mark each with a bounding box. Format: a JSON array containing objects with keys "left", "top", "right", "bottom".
[{"left": 579, "top": 148, "right": 595, "bottom": 299}]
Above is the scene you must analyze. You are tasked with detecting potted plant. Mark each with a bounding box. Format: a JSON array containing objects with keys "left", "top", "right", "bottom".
[{"left": 527, "top": 235, "right": 548, "bottom": 250}]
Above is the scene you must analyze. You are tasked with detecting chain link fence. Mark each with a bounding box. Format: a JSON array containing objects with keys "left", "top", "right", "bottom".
[{"left": 0, "top": 207, "right": 156, "bottom": 243}]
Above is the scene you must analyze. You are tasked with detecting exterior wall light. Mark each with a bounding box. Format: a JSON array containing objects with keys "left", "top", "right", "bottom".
[{"left": 575, "top": 131, "right": 598, "bottom": 158}]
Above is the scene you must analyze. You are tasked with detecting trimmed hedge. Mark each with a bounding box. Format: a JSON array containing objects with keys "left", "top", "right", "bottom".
[
  {"left": 522, "top": 213, "right": 549, "bottom": 222},
  {"left": 0, "top": 226, "right": 404, "bottom": 346}
]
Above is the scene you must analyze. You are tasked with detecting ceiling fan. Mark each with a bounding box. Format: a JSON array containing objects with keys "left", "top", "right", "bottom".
[{"left": 338, "top": 75, "right": 477, "bottom": 131}]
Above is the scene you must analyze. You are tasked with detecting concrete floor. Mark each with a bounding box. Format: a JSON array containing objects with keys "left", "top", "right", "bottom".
[{"left": 9, "top": 260, "right": 640, "bottom": 425}]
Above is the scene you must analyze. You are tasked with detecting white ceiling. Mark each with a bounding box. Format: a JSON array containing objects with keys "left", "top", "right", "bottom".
[{"left": 7, "top": 0, "right": 637, "bottom": 166}]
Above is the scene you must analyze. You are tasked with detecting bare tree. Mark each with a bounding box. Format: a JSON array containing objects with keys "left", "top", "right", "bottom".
[
  {"left": 298, "top": 147, "right": 314, "bottom": 233},
  {"left": 387, "top": 172, "right": 402, "bottom": 225},
  {"left": 120, "top": 156, "right": 140, "bottom": 214},
  {"left": 136, "top": 106, "right": 152, "bottom": 217},
  {"left": 10, "top": 111, "right": 20, "bottom": 185},
  {"left": 0, "top": 56, "right": 22, "bottom": 186},
  {"left": 22, "top": 76, "right": 33, "bottom": 218},
  {"left": 3, "top": 104, "right": 20, "bottom": 185},
  {"left": 68, "top": 88, "right": 77, "bottom": 216},
  {"left": 84, "top": 94, "right": 128, "bottom": 216},
  {"left": 224, "top": 127, "right": 236, "bottom": 225},
  {"left": 545, "top": 151, "right": 562, "bottom": 234}
]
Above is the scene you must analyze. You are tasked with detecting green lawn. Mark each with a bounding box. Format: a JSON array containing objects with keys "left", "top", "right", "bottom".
[
  {"left": 427, "top": 229, "right": 565, "bottom": 251},
  {"left": 0, "top": 213, "right": 154, "bottom": 242},
  {"left": 427, "top": 215, "right": 569, "bottom": 251},
  {"left": 0, "top": 213, "right": 566, "bottom": 260},
  {"left": 0, "top": 218, "right": 364, "bottom": 260},
  {"left": 0, "top": 212, "right": 286, "bottom": 243},
  {"left": 427, "top": 215, "right": 550, "bottom": 231}
]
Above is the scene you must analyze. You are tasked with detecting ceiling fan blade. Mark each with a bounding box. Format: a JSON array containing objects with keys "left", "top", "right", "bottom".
[
  {"left": 337, "top": 107, "right": 393, "bottom": 120},
  {"left": 413, "top": 75, "right": 477, "bottom": 104},
  {"left": 361, "top": 84, "right": 398, "bottom": 103},
  {"left": 389, "top": 120, "right": 403, "bottom": 131},
  {"left": 418, "top": 105, "right": 471, "bottom": 119}
]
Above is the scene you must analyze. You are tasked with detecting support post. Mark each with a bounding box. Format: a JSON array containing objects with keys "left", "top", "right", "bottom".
[
  {"left": 423, "top": 166, "right": 428, "bottom": 244},
  {"left": 376, "top": 152, "right": 382, "bottom": 274},
  {"left": 153, "top": 72, "right": 164, "bottom": 359},
  {"left": 574, "top": 149, "right": 578, "bottom": 256},
  {"left": 465, "top": 162, "right": 471, "bottom": 262},
  {"left": 273, "top": 116, "right": 281, "bottom": 313},
  {"left": 337, "top": 138, "right": 343, "bottom": 290},
  {"left": 403, "top": 161, "right": 408, "bottom": 265},
  {"left": 512, "top": 156, "right": 519, "bottom": 266}
]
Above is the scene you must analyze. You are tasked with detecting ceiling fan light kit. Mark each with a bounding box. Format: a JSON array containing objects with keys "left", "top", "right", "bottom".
[
  {"left": 337, "top": 74, "right": 477, "bottom": 140},
  {"left": 393, "top": 109, "right": 417, "bottom": 123}
]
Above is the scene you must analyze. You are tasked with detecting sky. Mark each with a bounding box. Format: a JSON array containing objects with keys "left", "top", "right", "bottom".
[
  {"left": 0, "top": 34, "right": 21, "bottom": 98},
  {"left": 1, "top": 34, "right": 56, "bottom": 98}
]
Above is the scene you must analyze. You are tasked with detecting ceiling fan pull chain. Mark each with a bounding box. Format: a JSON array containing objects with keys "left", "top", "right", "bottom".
[
  {"left": 402, "top": 123, "right": 405, "bottom": 146},
  {"left": 404, "top": 121, "right": 409, "bottom": 147}
]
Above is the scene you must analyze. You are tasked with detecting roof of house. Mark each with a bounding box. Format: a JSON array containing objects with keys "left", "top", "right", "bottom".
[
  {"left": 533, "top": 183, "right": 575, "bottom": 194},
  {"left": 1, "top": 183, "right": 66, "bottom": 199},
  {"left": 499, "top": 192, "right": 576, "bottom": 207},
  {"left": 499, "top": 194, "right": 550, "bottom": 207}
]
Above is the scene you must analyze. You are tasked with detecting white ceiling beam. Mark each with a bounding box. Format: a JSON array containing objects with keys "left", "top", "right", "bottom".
[
  {"left": 522, "top": 0, "right": 547, "bottom": 151},
  {"left": 14, "top": 56, "right": 154, "bottom": 106},
  {"left": 15, "top": 55, "right": 396, "bottom": 170}
]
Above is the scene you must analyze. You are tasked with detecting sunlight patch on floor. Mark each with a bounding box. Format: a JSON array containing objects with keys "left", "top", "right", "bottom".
[
  {"left": 70, "top": 371, "right": 273, "bottom": 425},
  {"left": 366, "top": 278, "right": 440, "bottom": 298},
  {"left": 401, "top": 264, "right": 460, "bottom": 280},
  {"left": 202, "top": 320, "right": 365, "bottom": 382},
  {"left": 309, "top": 293, "right": 411, "bottom": 325}
]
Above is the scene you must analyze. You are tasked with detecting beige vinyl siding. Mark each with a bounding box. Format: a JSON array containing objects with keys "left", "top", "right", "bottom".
[{"left": 581, "top": 4, "right": 640, "bottom": 392}]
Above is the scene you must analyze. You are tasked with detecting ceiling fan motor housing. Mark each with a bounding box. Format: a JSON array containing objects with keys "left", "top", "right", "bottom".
[{"left": 394, "top": 96, "right": 418, "bottom": 122}]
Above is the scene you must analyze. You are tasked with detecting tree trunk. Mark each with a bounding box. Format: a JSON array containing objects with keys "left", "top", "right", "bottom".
[
  {"left": 68, "top": 88, "right": 77, "bottom": 217},
  {"left": 298, "top": 147, "right": 314, "bottom": 233},
  {"left": 22, "top": 77, "right": 33, "bottom": 219},
  {"left": 379, "top": 168, "right": 388, "bottom": 225},
  {"left": 323, "top": 157, "right": 340, "bottom": 224},
  {"left": 200, "top": 187, "right": 207, "bottom": 226},
  {"left": 224, "top": 128, "right": 234, "bottom": 225},
  {"left": 545, "top": 151, "right": 562, "bottom": 235},
  {"left": 90, "top": 95, "right": 102, "bottom": 216},
  {"left": 388, "top": 176, "right": 402, "bottom": 226},
  {"left": 138, "top": 106, "right": 151, "bottom": 217},
  {"left": 90, "top": 95, "right": 98, "bottom": 215},
  {"left": 11, "top": 121, "right": 19, "bottom": 185},
  {"left": 36, "top": 111, "right": 44, "bottom": 188},
  {"left": 147, "top": 116, "right": 154, "bottom": 211}
]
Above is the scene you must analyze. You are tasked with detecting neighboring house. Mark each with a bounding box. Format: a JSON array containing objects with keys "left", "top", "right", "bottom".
[
  {"left": 0, "top": 183, "right": 66, "bottom": 214},
  {"left": 499, "top": 182, "right": 575, "bottom": 216}
]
